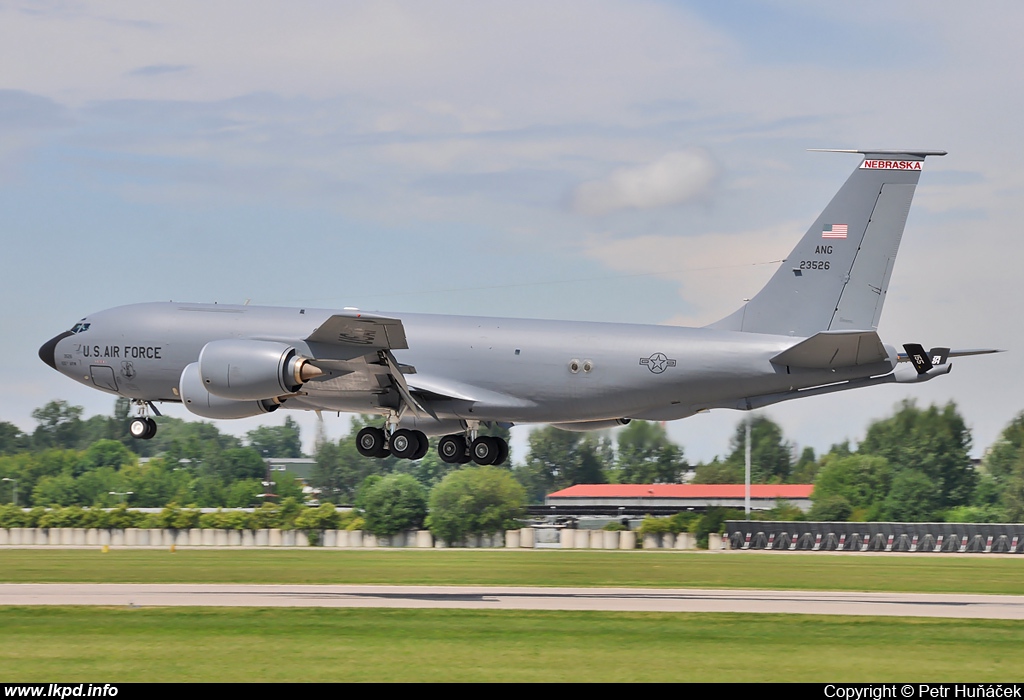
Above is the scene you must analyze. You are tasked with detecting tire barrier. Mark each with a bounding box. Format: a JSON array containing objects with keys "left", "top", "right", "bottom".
[{"left": 726, "top": 521, "right": 1024, "bottom": 553}]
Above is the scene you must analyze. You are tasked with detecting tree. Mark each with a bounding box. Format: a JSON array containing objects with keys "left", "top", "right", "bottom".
[
  {"left": 859, "top": 400, "right": 976, "bottom": 509},
  {"left": 359, "top": 474, "right": 427, "bottom": 537},
  {"left": 31, "top": 400, "right": 84, "bottom": 450},
  {"left": 0, "top": 422, "right": 29, "bottom": 455},
  {"left": 119, "top": 458, "right": 193, "bottom": 508},
  {"left": 810, "top": 454, "right": 892, "bottom": 514},
  {"left": 1002, "top": 472, "right": 1024, "bottom": 522},
  {"left": 691, "top": 457, "right": 743, "bottom": 484},
  {"left": 215, "top": 448, "right": 267, "bottom": 482},
  {"left": 31, "top": 474, "right": 79, "bottom": 507},
  {"left": 807, "top": 495, "right": 853, "bottom": 522},
  {"left": 427, "top": 466, "right": 526, "bottom": 544},
  {"left": 693, "top": 416, "right": 792, "bottom": 484},
  {"left": 980, "top": 412, "right": 1024, "bottom": 519},
  {"left": 880, "top": 470, "right": 941, "bottom": 522},
  {"left": 246, "top": 417, "right": 303, "bottom": 458},
  {"left": 982, "top": 411, "right": 1024, "bottom": 485},
  {"left": 791, "top": 447, "right": 819, "bottom": 484},
  {"left": 517, "top": 426, "right": 611, "bottom": 503},
  {"left": 310, "top": 418, "right": 394, "bottom": 504},
  {"left": 76, "top": 439, "right": 135, "bottom": 476},
  {"left": 613, "top": 421, "right": 688, "bottom": 484}
]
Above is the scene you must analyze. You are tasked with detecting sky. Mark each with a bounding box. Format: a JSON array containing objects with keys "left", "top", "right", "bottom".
[{"left": 1, "top": 0, "right": 1020, "bottom": 465}]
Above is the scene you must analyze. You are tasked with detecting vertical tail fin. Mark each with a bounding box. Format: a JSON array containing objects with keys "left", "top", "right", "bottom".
[{"left": 708, "top": 150, "right": 945, "bottom": 337}]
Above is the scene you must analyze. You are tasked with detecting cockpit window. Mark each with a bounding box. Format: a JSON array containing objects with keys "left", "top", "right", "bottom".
[{"left": 70, "top": 322, "right": 90, "bottom": 334}]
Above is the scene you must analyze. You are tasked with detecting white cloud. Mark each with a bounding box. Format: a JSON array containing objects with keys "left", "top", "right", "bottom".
[
  {"left": 583, "top": 221, "right": 801, "bottom": 325},
  {"left": 571, "top": 149, "right": 718, "bottom": 216}
]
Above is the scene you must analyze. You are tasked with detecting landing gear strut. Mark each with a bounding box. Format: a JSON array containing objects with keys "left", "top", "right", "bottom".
[{"left": 128, "top": 400, "right": 159, "bottom": 440}]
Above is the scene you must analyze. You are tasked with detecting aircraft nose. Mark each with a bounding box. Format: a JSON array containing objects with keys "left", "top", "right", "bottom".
[{"left": 39, "top": 331, "right": 73, "bottom": 371}]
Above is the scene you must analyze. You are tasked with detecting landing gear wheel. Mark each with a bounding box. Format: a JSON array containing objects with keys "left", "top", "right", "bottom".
[
  {"left": 410, "top": 431, "right": 429, "bottom": 460},
  {"left": 129, "top": 417, "right": 157, "bottom": 440},
  {"left": 438, "top": 434, "right": 468, "bottom": 464},
  {"left": 471, "top": 436, "right": 501, "bottom": 465},
  {"left": 356, "top": 427, "right": 388, "bottom": 458},
  {"left": 389, "top": 429, "right": 422, "bottom": 460},
  {"left": 493, "top": 438, "right": 509, "bottom": 466}
]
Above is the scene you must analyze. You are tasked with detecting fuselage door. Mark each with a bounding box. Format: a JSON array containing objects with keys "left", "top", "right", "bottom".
[{"left": 90, "top": 365, "right": 119, "bottom": 393}]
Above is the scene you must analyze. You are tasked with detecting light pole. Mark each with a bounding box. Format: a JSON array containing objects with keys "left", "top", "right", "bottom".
[
  {"left": 744, "top": 420, "right": 751, "bottom": 520},
  {"left": 2, "top": 478, "right": 16, "bottom": 507}
]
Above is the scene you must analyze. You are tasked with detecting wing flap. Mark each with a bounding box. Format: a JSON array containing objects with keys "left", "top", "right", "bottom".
[{"left": 771, "top": 330, "right": 888, "bottom": 369}]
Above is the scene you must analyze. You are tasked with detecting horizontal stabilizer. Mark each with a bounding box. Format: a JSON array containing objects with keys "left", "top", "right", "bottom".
[
  {"left": 946, "top": 348, "right": 1003, "bottom": 358},
  {"left": 771, "top": 330, "right": 888, "bottom": 369},
  {"left": 896, "top": 347, "right": 1003, "bottom": 363}
]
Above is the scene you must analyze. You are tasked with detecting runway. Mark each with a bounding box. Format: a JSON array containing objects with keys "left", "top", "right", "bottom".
[{"left": 2, "top": 583, "right": 1023, "bottom": 619}]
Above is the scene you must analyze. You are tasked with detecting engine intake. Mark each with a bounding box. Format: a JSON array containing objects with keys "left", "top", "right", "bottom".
[{"left": 198, "top": 339, "right": 322, "bottom": 401}]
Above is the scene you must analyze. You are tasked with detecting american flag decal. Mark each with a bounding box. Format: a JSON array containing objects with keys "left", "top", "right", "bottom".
[{"left": 822, "top": 224, "right": 848, "bottom": 239}]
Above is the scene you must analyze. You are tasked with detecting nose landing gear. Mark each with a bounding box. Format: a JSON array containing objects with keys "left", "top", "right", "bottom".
[{"left": 128, "top": 400, "right": 160, "bottom": 440}]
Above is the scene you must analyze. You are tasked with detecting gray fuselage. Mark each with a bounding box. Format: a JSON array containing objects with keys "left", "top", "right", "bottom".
[{"left": 42, "top": 301, "right": 897, "bottom": 428}]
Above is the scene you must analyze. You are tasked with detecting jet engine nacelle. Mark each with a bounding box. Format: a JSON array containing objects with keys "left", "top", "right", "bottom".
[
  {"left": 198, "top": 339, "right": 322, "bottom": 401},
  {"left": 179, "top": 362, "right": 282, "bottom": 419},
  {"left": 550, "top": 418, "right": 631, "bottom": 432}
]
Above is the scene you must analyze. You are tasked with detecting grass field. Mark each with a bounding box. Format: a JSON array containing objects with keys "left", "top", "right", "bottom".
[
  {"left": 1, "top": 606, "right": 1022, "bottom": 682},
  {"left": 2, "top": 549, "right": 1022, "bottom": 682},
  {"left": 0, "top": 548, "right": 1022, "bottom": 594}
]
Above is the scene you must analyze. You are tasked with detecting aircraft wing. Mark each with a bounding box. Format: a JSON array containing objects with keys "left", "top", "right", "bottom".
[
  {"left": 407, "top": 374, "right": 536, "bottom": 409},
  {"left": 771, "top": 330, "right": 888, "bottom": 369}
]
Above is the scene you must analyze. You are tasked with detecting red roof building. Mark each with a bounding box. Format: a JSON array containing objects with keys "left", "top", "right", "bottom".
[{"left": 544, "top": 484, "right": 813, "bottom": 515}]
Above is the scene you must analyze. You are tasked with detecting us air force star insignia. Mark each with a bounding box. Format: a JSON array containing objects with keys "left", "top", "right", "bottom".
[{"left": 640, "top": 353, "right": 677, "bottom": 374}]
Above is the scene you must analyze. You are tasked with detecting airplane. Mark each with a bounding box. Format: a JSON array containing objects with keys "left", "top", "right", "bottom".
[{"left": 38, "top": 149, "right": 999, "bottom": 466}]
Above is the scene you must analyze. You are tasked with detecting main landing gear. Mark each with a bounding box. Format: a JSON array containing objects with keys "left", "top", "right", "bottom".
[
  {"left": 355, "top": 426, "right": 509, "bottom": 465},
  {"left": 128, "top": 400, "right": 160, "bottom": 440}
]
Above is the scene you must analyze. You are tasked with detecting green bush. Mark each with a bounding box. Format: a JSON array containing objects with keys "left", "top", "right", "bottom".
[
  {"left": 426, "top": 466, "right": 526, "bottom": 545},
  {"left": 38, "top": 505, "right": 85, "bottom": 528},
  {"left": 157, "top": 503, "right": 201, "bottom": 530},
  {"left": 943, "top": 504, "right": 1007, "bottom": 523},
  {"left": 251, "top": 502, "right": 280, "bottom": 530},
  {"left": 667, "top": 511, "right": 698, "bottom": 534},
  {"left": 637, "top": 516, "right": 670, "bottom": 536},
  {"left": 690, "top": 507, "right": 744, "bottom": 549},
  {"left": 345, "top": 516, "right": 365, "bottom": 531},
  {"left": 79, "top": 505, "right": 110, "bottom": 529},
  {"left": 199, "top": 509, "right": 229, "bottom": 530},
  {"left": 601, "top": 521, "right": 626, "bottom": 531},
  {"left": 277, "top": 497, "right": 303, "bottom": 530},
  {"left": 25, "top": 506, "right": 46, "bottom": 528},
  {"left": 107, "top": 504, "right": 145, "bottom": 529},
  {"left": 295, "top": 503, "right": 342, "bottom": 532},
  {"left": 0, "top": 504, "right": 28, "bottom": 528},
  {"left": 361, "top": 475, "right": 427, "bottom": 537}
]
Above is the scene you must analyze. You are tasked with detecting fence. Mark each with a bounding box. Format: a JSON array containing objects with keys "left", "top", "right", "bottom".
[{"left": 725, "top": 521, "right": 1024, "bottom": 553}]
